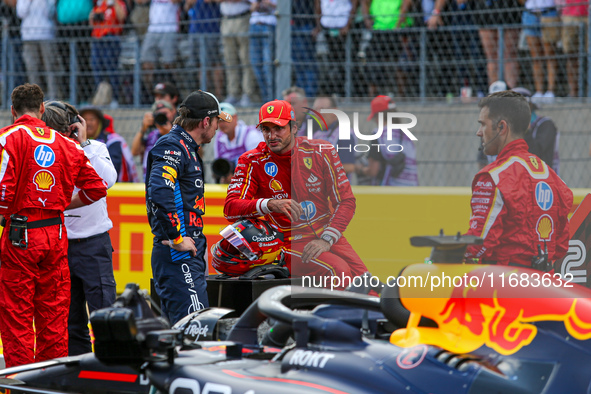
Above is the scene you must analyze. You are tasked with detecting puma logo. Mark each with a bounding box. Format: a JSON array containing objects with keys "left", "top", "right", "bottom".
[{"left": 38, "top": 197, "right": 47, "bottom": 207}]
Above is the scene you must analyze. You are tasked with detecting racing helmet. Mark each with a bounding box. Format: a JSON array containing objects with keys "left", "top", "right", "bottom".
[{"left": 211, "top": 219, "right": 284, "bottom": 276}]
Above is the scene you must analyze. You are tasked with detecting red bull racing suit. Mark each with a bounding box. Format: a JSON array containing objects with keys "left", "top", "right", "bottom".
[
  {"left": 465, "top": 139, "right": 573, "bottom": 267},
  {"left": 146, "top": 125, "right": 209, "bottom": 325},
  {"left": 224, "top": 137, "right": 368, "bottom": 279},
  {"left": 0, "top": 115, "right": 107, "bottom": 367}
]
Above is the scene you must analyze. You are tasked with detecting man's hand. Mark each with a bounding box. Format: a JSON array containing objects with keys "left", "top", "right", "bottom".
[
  {"left": 267, "top": 199, "right": 304, "bottom": 221},
  {"left": 301, "top": 238, "right": 331, "bottom": 263},
  {"left": 70, "top": 115, "right": 87, "bottom": 143},
  {"left": 312, "top": 26, "right": 322, "bottom": 39},
  {"left": 163, "top": 237, "right": 197, "bottom": 257},
  {"left": 142, "top": 111, "right": 154, "bottom": 131},
  {"left": 427, "top": 15, "right": 442, "bottom": 29}
]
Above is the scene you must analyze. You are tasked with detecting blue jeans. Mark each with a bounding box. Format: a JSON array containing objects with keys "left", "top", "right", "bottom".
[
  {"left": 91, "top": 35, "right": 121, "bottom": 100},
  {"left": 292, "top": 24, "right": 317, "bottom": 98},
  {"left": 249, "top": 23, "right": 275, "bottom": 102}
]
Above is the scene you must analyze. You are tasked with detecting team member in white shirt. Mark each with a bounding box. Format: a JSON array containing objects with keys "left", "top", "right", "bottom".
[
  {"left": 140, "top": 0, "right": 182, "bottom": 99},
  {"left": 42, "top": 101, "right": 118, "bottom": 356}
]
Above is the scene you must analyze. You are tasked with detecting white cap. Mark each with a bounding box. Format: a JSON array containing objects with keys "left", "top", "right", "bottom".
[{"left": 488, "top": 80, "right": 508, "bottom": 95}]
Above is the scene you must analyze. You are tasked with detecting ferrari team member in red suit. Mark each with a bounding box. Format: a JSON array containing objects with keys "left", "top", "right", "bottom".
[
  {"left": 0, "top": 84, "right": 107, "bottom": 367},
  {"left": 465, "top": 90, "right": 572, "bottom": 267},
  {"left": 224, "top": 99, "right": 368, "bottom": 280}
]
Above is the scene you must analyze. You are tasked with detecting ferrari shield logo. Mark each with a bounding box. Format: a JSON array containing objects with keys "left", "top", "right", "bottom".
[
  {"left": 529, "top": 156, "right": 539, "bottom": 169},
  {"left": 36, "top": 127, "right": 44, "bottom": 136},
  {"left": 267, "top": 105, "right": 274, "bottom": 114},
  {"left": 304, "top": 157, "right": 312, "bottom": 169}
]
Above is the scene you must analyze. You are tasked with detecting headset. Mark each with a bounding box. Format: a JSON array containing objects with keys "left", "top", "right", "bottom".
[
  {"left": 479, "top": 120, "right": 504, "bottom": 152},
  {"left": 45, "top": 101, "right": 80, "bottom": 127}
]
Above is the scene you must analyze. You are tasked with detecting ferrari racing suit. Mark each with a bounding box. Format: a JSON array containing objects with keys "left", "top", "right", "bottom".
[
  {"left": 224, "top": 137, "right": 368, "bottom": 280},
  {"left": 0, "top": 115, "right": 107, "bottom": 367},
  {"left": 465, "top": 139, "right": 573, "bottom": 267}
]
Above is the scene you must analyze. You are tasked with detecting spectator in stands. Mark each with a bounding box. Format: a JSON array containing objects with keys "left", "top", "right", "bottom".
[
  {"left": 140, "top": 0, "right": 181, "bottom": 101},
  {"left": 400, "top": 0, "right": 455, "bottom": 97},
  {"left": 561, "top": 0, "right": 588, "bottom": 97},
  {"left": 314, "top": 0, "right": 358, "bottom": 97},
  {"left": 427, "top": 0, "right": 488, "bottom": 97},
  {"left": 249, "top": 0, "right": 276, "bottom": 103},
  {"left": 41, "top": 100, "right": 118, "bottom": 357},
  {"left": 292, "top": 0, "right": 317, "bottom": 98},
  {"left": 522, "top": 0, "right": 558, "bottom": 102},
  {"left": 212, "top": 102, "right": 263, "bottom": 183},
  {"left": 513, "top": 87, "right": 559, "bottom": 174},
  {"left": 153, "top": 81, "right": 180, "bottom": 107},
  {"left": 221, "top": 0, "right": 256, "bottom": 107},
  {"left": 130, "top": 0, "right": 150, "bottom": 37},
  {"left": 131, "top": 82, "right": 178, "bottom": 179},
  {"left": 471, "top": 0, "right": 521, "bottom": 88},
  {"left": 362, "top": 95, "right": 418, "bottom": 186},
  {"left": 362, "top": 0, "right": 414, "bottom": 97},
  {"left": 56, "top": 0, "right": 94, "bottom": 102},
  {"left": 282, "top": 86, "right": 310, "bottom": 136},
  {"left": 89, "top": 0, "right": 128, "bottom": 108},
  {"left": 185, "top": 0, "right": 224, "bottom": 98},
  {"left": 80, "top": 106, "right": 140, "bottom": 182},
  {"left": 310, "top": 96, "right": 357, "bottom": 178},
  {"left": 1, "top": 0, "right": 25, "bottom": 87},
  {"left": 17, "top": 0, "right": 62, "bottom": 100},
  {"left": 132, "top": 100, "right": 177, "bottom": 179}
]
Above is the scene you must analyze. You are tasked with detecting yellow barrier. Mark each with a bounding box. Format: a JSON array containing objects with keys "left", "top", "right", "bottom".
[{"left": 107, "top": 184, "right": 587, "bottom": 292}]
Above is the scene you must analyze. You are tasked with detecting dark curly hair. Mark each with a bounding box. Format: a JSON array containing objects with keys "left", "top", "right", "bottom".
[{"left": 11, "top": 83, "right": 44, "bottom": 116}]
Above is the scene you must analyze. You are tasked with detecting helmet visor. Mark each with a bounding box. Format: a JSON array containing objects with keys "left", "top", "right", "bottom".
[{"left": 219, "top": 225, "right": 258, "bottom": 261}]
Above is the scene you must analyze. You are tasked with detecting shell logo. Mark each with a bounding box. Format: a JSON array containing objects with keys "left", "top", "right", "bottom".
[
  {"left": 536, "top": 214, "right": 554, "bottom": 241},
  {"left": 33, "top": 170, "right": 55, "bottom": 192},
  {"left": 269, "top": 179, "right": 283, "bottom": 192}
]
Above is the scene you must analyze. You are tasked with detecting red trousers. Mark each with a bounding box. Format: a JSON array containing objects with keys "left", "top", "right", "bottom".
[
  {"left": 286, "top": 236, "right": 368, "bottom": 285},
  {"left": 0, "top": 214, "right": 70, "bottom": 367}
]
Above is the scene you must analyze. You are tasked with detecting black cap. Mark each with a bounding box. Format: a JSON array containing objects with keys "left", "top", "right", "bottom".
[
  {"left": 179, "top": 90, "right": 232, "bottom": 122},
  {"left": 153, "top": 82, "right": 179, "bottom": 98}
]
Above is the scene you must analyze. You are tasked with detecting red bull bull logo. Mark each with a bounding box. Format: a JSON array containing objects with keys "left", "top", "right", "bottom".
[
  {"left": 193, "top": 196, "right": 205, "bottom": 212},
  {"left": 390, "top": 264, "right": 591, "bottom": 355}
]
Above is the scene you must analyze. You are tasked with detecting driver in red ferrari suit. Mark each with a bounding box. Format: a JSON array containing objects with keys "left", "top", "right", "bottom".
[
  {"left": 465, "top": 90, "right": 573, "bottom": 267},
  {"left": 0, "top": 84, "right": 107, "bottom": 367},
  {"left": 224, "top": 100, "right": 368, "bottom": 282}
]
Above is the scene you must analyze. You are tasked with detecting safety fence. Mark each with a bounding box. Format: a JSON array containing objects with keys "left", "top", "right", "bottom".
[{"left": 1, "top": 98, "right": 590, "bottom": 188}]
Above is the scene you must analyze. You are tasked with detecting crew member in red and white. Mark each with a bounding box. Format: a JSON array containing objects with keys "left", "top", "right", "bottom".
[
  {"left": 224, "top": 99, "right": 368, "bottom": 280},
  {"left": 0, "top": 84, "right": 107, "bottom": 367},
  {"left": 465, "top": 90, "right": 572, "bottom": 267}
]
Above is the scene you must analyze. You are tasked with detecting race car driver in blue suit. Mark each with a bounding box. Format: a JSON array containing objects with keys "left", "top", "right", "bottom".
[{"left": 146, "top": 90, "right": 232, "bottom": 325}]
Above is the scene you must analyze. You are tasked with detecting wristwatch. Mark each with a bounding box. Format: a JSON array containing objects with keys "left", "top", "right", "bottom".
[
  {"left": 80, "top": 140, "right": 91, "bottom": 148},
  {"left": 321, "top": 234, "right": 334, "bottom": 246}
]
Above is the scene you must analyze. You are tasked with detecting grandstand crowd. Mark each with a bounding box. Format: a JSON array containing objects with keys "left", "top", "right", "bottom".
[{"left": 0, "top": 0, "right": 588, "bottom": 106}]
